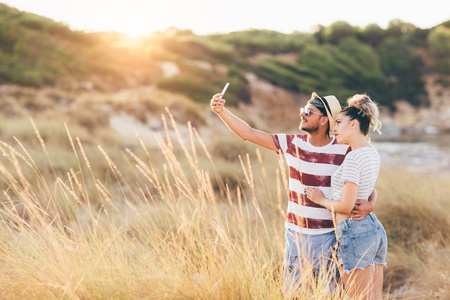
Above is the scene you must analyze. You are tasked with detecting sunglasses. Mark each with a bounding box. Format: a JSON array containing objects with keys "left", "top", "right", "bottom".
[{"left": 300, "top": 107, "right": 323, "bottom": 117}]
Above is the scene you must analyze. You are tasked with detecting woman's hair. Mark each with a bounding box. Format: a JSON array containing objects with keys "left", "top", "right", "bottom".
[{"left": 341, "top": 94, "right": 382, "bottom": 136}]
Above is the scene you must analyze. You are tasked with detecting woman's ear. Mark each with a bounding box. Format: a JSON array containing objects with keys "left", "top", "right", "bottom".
[{"left": 351, "top": 119, "right": 358, "bottom": 128}]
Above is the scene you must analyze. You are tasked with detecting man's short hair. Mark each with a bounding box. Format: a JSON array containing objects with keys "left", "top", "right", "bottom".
[{"left": 307, "top": 97, "right": 327, "bottom": 116}]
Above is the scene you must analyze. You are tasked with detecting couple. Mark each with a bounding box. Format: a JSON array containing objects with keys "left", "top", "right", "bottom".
[{"left": 210, "top": 91, "right": 387, "bottom": 299}]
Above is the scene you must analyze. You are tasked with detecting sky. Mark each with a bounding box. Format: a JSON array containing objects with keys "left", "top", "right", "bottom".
[{"left": 2, "top": 0, "right": 450, "bottom": 37}]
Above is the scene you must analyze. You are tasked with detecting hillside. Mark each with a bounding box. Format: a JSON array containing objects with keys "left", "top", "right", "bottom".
[
  {"left": 0, "top": 3, "right": 161, "bottom": 89},
  {"left": 1, "top": 3, "right": 450, "bottom": 135}
]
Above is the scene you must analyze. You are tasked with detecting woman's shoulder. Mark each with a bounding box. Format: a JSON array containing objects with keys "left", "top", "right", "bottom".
[{"left": 347, "top": 147, "right": 379, "bottom": 161}]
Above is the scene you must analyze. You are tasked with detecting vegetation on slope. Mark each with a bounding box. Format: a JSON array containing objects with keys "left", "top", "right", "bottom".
[
  {"left": 0, "top": 3, "right": 160, "bottom": 89},
  {"left": 1, "top": 3, "right": 450, "bottom": 108}
]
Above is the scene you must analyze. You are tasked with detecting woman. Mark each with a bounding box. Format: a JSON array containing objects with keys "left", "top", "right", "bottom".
[{"left": 305, "top": 94, "right": 387, "bottom": 300}]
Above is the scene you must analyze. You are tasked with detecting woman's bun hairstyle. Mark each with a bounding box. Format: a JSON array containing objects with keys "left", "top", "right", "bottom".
[{"left": 342, "top": 94, "right": 382, "bottom": 136}]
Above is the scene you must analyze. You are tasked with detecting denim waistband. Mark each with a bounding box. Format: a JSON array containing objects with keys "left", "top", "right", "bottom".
[{"left": 337, "top": 213, "right": 377, "bottom": 231}]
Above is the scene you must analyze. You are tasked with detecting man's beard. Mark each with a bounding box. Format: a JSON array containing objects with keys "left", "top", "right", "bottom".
[{"left": 300, "top": 123, "right": 319, "bottom": 134}]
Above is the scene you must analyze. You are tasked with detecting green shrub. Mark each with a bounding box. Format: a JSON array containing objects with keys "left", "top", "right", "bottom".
[{"left": 212, "top": 29, "right": 314, "bottom": 56}]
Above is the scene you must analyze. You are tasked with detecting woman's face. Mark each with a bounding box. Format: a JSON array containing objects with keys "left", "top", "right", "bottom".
[{"left": 333, "top": 112, "right": 354, "bottom": 144}]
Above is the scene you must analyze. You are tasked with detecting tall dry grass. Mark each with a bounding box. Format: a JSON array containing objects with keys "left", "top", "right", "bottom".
[
  {"left": 0, "top": 111, "right": 289, "bottom": 299},
  {"left": 0, "top": 110, "right": 448, "bottom": 299},
  {"left": 375, "top": 168, "right": 450, "bottom": 299}
]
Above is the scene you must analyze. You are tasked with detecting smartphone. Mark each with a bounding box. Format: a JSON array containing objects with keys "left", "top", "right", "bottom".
[{"left": 220, "top": 82, "right": 230, "bottom": 97}]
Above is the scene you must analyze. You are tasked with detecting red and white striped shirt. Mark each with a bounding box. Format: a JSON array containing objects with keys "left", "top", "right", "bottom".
[{"left": 272, "top": 134, "right": 350, "bottom": 235}]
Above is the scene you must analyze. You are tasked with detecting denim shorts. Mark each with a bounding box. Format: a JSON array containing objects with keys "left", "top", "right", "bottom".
[
  {"left": 283, "top": 228, "right": 338, "bottom": 295},
  {"left": 336, "top": 213, "right": 388, "bottom": 274}
]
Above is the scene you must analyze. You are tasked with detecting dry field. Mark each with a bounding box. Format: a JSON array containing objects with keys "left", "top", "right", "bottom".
[{"left": 0, "top": 107, "right": 448, "bottom": 299}]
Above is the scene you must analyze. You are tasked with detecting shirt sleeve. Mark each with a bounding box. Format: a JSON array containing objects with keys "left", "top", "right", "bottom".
[
  {"left": 272, "top": 134, "right": 285, "bottom": 154},
  {"left": 341, "top": 156, "right": 360, "bottom": 186}
]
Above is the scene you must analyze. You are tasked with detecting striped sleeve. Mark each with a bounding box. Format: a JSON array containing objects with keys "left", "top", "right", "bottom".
[
  {"left": 272, "top": 134, "right": 293, "bottom": 154},
  {"left": 272, "top": 134, "right": 283, "bottom": 153},
  {"left": 341, "top": 156, "right": 361, "bottom": 186}
]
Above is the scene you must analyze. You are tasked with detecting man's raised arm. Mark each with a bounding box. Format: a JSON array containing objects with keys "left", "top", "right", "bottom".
[{"left": 210, "top": 93, "right": 278, "bottom": 152}]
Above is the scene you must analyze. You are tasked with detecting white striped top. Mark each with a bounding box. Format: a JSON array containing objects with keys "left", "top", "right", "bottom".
[{"left": 331, "top": 147, "right": 380, "bottom": 202}]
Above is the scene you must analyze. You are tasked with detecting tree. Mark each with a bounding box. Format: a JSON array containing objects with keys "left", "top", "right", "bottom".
[
  {"left": 324, "top": 21, "right": 358, "bottom": 44},
  {"left": 360, "top": 24, "right": 385, "bottom": 48},
  {"left": 428, "top": 26, "right": 450, "bottom": 74}
]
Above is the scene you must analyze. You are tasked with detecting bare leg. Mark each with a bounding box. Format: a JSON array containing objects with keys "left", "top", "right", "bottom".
[
  {"left": 342, "top": 265, "right": 375, "bottom": 300},
  {"left": 373, "top": 264, "right": 384, "bottom": 300}
]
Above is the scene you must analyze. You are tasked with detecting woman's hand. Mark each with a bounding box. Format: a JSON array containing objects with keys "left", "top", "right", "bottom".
[
  {"left": 305, "top": 187, "right": 325, "bottom": 205},
  {"left": 210, "top": 93, "right": 226, "bottom": 114}
]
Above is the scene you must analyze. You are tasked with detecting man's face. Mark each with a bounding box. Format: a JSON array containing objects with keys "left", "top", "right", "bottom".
[{"left": 299, "top": 103, "right": 324, "bottom": 133}]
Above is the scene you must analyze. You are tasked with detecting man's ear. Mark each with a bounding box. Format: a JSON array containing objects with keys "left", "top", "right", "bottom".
[{"left": 321, "top": 116, "right": 329, "bottom": 126}]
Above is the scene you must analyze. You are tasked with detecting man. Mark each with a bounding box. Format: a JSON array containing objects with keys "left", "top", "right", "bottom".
[{"left": 210, "top": 91, "right": 376, "bottom": 295}]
